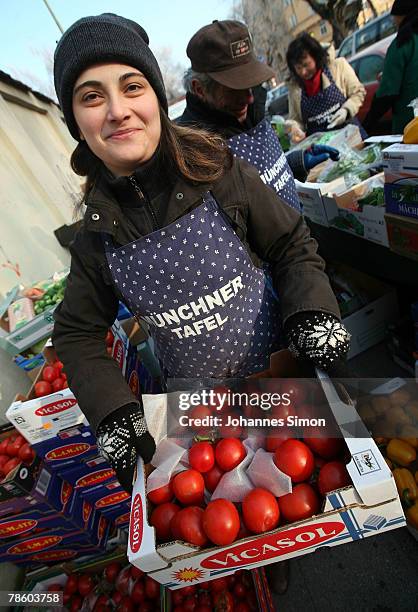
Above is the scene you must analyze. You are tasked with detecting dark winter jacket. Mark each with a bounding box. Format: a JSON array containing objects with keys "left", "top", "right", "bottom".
[
  {"left": 53, "top": 153, "right": 339, "bottom": 434},
  {"left": 177, "top": 88, "right": 307, "bottom": 183}
]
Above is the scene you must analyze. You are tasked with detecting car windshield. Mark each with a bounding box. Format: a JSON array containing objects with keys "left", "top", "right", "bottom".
[{"left": 339, "top": 37, "right": 353, "bottom": 58}]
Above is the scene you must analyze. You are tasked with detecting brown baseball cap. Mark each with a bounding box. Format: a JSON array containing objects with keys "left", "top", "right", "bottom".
[{"left": 187, "top": 20, "right": 275, "bottom": 90}]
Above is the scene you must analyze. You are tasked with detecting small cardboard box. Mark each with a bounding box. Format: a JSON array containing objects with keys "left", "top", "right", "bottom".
[
  {"left": 127, "top": 366, "right": 404, "bottom": 589},
  {"left": 333, "top": 264, "right": 399, "bottom": 359},
  {"left": 0, "top": 306, "right": 57, "bottom": 356},
  {"left": 329, "top": 174, "right": 388, "bottom": 247},
  {"left": 385, "top": 213, "right": 418, "bottom": 261},
  {"left": 382, "top": 143, "right": 418, "bottom": 176},
  {"left": 295, "top": 177, "right": 346, "bottom": 226}
]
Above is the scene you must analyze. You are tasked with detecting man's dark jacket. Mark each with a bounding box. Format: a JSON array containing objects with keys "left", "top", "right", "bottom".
[{"left": 177, "top": 88, "right": 307, "bottom": 182}]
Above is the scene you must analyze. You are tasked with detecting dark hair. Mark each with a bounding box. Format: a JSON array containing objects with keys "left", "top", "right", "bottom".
[
  {"left": 396, "top": 8, "right": 418, "bottom": 47},
  {"left": 70, "top": 107, "right": 232, "bottom": 215},
  {"left": 286, "top": 33, "right": 329, "bottom": 83}
]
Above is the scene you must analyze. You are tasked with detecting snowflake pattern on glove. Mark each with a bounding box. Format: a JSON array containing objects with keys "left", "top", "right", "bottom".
[
  {"left": 287, "top": 312, "right": 351, "bottom": 369},
  {"left": 96, "top": 408, "right": 147, "bottom": 471}
]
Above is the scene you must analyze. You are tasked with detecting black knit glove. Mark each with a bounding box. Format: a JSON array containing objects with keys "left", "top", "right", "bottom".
[
  {"left": 96, "top": 402, "right": 156, "bottom": 494},
  {"left": 284, "top": 311, "right": 351, "bottom": 374}
]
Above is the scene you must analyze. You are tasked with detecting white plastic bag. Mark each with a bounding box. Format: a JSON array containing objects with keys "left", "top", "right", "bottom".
[{"left": 247, "top": 448, "right": 292, "bottom": 497}]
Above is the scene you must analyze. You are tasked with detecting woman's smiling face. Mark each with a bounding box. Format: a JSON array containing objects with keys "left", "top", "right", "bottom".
[{"left": 72, "top": 63, "right": 161, "bottom": 176}]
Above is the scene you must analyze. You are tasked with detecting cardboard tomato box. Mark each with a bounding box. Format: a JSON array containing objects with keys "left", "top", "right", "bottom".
[
  {"left": 80, "top": 480, "right": 131, "bottom": 523},
  {"left": 385, "top": 212, "right": 418, "bottom": 261},
  {"left": 57, "top": 455, "right": 115, "bottom": 493},
  {"left": 127, "top": 364, "right": 405, "bottom": 589}
]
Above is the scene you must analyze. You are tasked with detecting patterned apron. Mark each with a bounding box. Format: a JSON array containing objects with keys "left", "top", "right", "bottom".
[
  {"left": 228, "top": 119, "right": 301, "bottom": 211},
  {"left": 103, "top": 192, "right": 282, "bottom": 378},
  {"left": 301, "top": 66, "right": 366, "bottom": 138}
]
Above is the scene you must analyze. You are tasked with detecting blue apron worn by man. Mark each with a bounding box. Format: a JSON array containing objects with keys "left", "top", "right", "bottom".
[{"left": 177, "top": 20, "right": 339, "bottom": 211}]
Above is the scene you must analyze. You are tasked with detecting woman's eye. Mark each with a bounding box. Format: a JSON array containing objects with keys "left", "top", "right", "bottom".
[
  {"left": 126, "top": 83, "right": 143, "bottom": 93},
  {"left": 83, "top": 92, "right": 100, "bottom": 102}
]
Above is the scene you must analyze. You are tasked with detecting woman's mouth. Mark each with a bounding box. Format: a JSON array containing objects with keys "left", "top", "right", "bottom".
[{"left": 108, "top": 128, "right": 139, "bottom": 140}]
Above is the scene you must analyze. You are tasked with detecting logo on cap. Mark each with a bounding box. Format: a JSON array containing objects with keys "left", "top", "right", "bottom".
[{"left": 230, "top": 37, "right": 251, "bottom": 59}]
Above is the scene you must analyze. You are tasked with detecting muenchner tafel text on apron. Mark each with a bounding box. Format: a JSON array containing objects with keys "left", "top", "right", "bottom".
[
  {"left": 103, "top": 192, "right": 282, "bottom": 378},
  {"left": 228, "top": 119, "right": 301, "bottom": 211}
]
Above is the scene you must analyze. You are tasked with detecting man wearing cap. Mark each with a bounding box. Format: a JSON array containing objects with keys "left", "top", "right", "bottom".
[{"left": 178, "top": 20, "right": 339, "bottom": 211}]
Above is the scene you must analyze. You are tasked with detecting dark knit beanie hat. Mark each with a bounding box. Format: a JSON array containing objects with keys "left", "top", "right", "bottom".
[
  {"left": 391, "top": 0, "right": 417, "bottom": 15},
  {"left": 54, "top": 13, "right": 168, "bottom": 141}
]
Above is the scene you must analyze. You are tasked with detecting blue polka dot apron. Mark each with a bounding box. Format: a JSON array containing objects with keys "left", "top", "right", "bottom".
[
  {"left": 301, "top": 67, "right": 367, "bottom": 138},
  {"left": 103, "top": 192, "right": 282, "bottom": 378},
  {"left": 228, "top": 119, "right": 301, "bottom": 211}
]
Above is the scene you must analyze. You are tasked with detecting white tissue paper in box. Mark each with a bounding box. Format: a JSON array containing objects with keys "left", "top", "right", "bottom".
[
  {"left": 211, "top": 439, "right": 256, "bottom": 502},
  {"left": 247, "top": 448, "right": 292, "bottom": 497},
  {"left": 147, "top": 438, "right": 187, "bottom": 492}
]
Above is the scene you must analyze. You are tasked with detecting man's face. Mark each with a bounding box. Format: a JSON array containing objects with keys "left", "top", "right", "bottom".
[{"left": 194, "top": 79, "right": 255, "bottom": 123}]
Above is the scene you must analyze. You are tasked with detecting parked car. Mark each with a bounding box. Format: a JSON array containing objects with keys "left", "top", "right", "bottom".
[
  {"left": 265, "top": 83, "right": 289, "bottom": 118},
  {"left": 338, "top": 12, "right": 396, "bottom": 59},
  {"left": 349, "top": 34, "right": 395, "bottom": 133}
]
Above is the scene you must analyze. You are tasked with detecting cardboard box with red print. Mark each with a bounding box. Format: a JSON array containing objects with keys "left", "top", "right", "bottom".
[
  {"left": 80, "top": 479, "right": 131, "bottom": 523},
  {"left": 30, "top": 424, "right": 98, "bottom": 472},
  {"left": 127, "top": 371, "right": 405, "bottom": 589}
]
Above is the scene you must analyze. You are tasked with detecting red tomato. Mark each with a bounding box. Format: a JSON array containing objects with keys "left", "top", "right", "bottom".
[
  {"left": 64, "top": 574, "right": 78, "bottom": 595},
  {"left": 278, "top": 483, "right": 319, "bottom": 523},
  {"left": 78, "top": 573, "right": 94, "bottom": 596},
  {"left": 115, "top": 567, "right": 131, "bottom": 596},
  {"left": 144, "top": 576, "right": 160, "bottom": 600},
  {"left": 6, "top": 435, "right": 25, "bottom": 457},
  {"left": 213, "top": 590, "right": 234, "bottom": 611},
  {"left": 217, "top": 412, "right": 244, "bottom": 439},
  {"left": 274, "top": 439, "right": 314, "bottom": 482},
  {"left": 131, "top": 579, "right": 145, "bottom": 603},
  {"left": 172, "top": 470, "right": 205, "bottom": 505},
  {"left": 0, "top": 439, "right": 9, "bottom": 454},
  {"left": 3, "top": 457, "right": 20, "bottom": 476},
  {"left": 189, "top": 442, "right": 215, "bottom": 473},
  {"left": 209, "top": 577, "right": 229, "bottom": 592},
  {"left": 172, "top": 590, "right": 184, "bottom": 605},
  {"left": 47, "top": 583, "right": 63, "bottom": 592},
  {"left": 183, "top": 596, "right": 197, "bottom": 611},
  {"left": 138, "top": 603, "right": 153, "bottom": 612},
  {"left": 265, "top": 427, "right": 293, "bottom": 452},
  {"left": 215, "top": 438, "right": 246, "bottom": 472},
  {"left": 18, "top": 443, "right": 35, "bottom": 464},
  {"left": 304, "top": 430, "right": 343, "bottom": 460},
  {"left": 42, "top": 365, "right": 59, "bottom": 383},
  {"left": 34, "top": 381, "right": 52, "bottom": 398},
  {"left": 170, "top": 511, "right": 183, "bottom": 540},
  {"left": 190, "top": 405, "right": 212, "bottom": 433},
  {"left": 51, "top": 377, "right": 66, "bottom": 392},
  {"left": 54, "top": 360, "right": 65, "bottom": 373},
  {"left": 202, "top": 499, "right": 240, "bottom": 545},
  {"left": 178, "top": 586, "right": 197, "bottom": 597},
  {"left": 210, "top": 385, "right": 231, "bottom": 413},
  {"left": 118, "top": 596, "right": 133, "bottom": 612},
  {"left": 234, "top": 581, "right": 247, "bottom": 599},
  {"left": 129, "top": 565, "right": 144, "bottom": 580},
  {"left": 237, "top": 519, "right": 251, "bottom": 540},
  {"left": 198, "top": 592, "right": 212, "bottom": 606},
  {"left": 235, "top": 603, "right": 252, "bottom": 612},
  {"left": 318, "top": 461, "right": 351, "bottom": 496},
  {"left": 111, "top": 590, "right": 122, "bottom": 606},
  {"left": 177, "top": 506, "right": 208, "bottom": 546},
  {"left": 243, "top": 488, "right": 279, "bottom": 534},
  {"left": 280, "top": 380, "right": 307, "bottom": 408},
  {"left": 196, "top": 606, "right": 212, "bottom": 612},
  {"left": 70, "top": 595, "right": 83, "bottom": 612},
  {"left": 94, "top": 594, "right": 110, "bottom": 612},
  {"left": 147, "top": 481, "right": 173, "bottom": 505},
  {"left": 103, "top": 561, "right": 121, "bottom": 583},
  {"left": 151, "top": 502, "right": 180, "bottom": 541},
  {"left": 203, "top": 464, "right": 224, "bottom": 493}
]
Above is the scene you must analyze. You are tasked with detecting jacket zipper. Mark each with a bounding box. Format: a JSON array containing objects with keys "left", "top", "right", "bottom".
[{"left": 128, "top": 175, "right": 159, "bottom": 231}]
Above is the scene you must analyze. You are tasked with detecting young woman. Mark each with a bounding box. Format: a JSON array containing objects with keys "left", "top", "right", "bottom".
[
  {"left": 286, "top": 33, "right": 366, "bottom": 136},
  {"left": 52, "top": 13, "right": 350, "bottom": 493}
]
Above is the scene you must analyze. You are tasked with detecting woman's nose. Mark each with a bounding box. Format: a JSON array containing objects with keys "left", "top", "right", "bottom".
[{"left": 106, "top": 96, "right": 130, "bottom": 121}]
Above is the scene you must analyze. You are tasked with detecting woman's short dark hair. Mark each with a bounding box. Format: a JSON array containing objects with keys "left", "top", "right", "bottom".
[{"left": 286, "top": 33, "right": 329, "bottom": 81}]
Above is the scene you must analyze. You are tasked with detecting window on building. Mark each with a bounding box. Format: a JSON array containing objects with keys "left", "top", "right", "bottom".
[
  {"left": 289, "top": 14, "right": 297, "bottom": 28},
  {"left": 355, "top": 22, "right": 379, "bottom": 52},
  {"left": 320, "top": 20, "right": 327, "bottom": 35}
]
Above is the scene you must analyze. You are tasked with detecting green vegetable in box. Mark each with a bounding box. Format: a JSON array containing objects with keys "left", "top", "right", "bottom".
[{"left": 357, "top": 187, "right": 384, "bottom": 209}]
